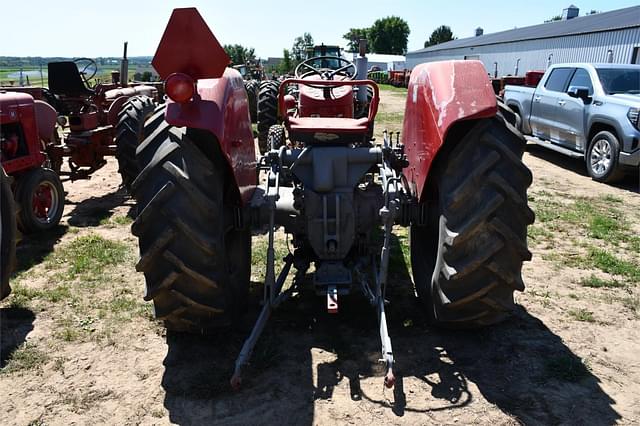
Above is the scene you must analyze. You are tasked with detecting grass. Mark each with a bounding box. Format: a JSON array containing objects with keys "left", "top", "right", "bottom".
[
  {"left": 568, "top": 308, "right": 595, "bottom": 322},
  {"left": 586, "top": 248, "right": 640, "bottom": 283},
  {"left": 621, "top": 295, "right": 640, "bottom": 317},
  {"left": 378, "top": 83, "right": 408, "bottom": 94},
  {"left": 99, "top": 215, "right": 133, "bottom": 227},
  {"left": 544, "top": 354, "right": 591, "bottom": 382},
  {"left": 2, "top": 342, "right": 49, "bottom": 374},
  {"left": 579, "top": 275, "right": 625, "bottom": 289},
  {"left": 47, "top": 234, "right": 130, "bottom": 282}
]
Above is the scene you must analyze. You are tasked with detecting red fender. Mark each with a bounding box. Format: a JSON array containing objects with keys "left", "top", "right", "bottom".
[
  {"left": 402, "top": 60, "right": 497, "bottom": 201},
  {"left": 152, "top": 8, "right": 256, "bottom": 205}
]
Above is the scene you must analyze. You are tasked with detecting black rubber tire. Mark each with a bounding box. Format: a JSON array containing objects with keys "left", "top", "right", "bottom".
[
  {"left": 268, "top": 124, "right": 286, "bottom": 151},
  {"left": 585, "top": 131, "right": 625, "bottom": 183},
  {"left": 257, "top": 80, "right": 280, "bottom": 153},
  {"left": 244, "top": 80, "right": 258, "bottom": 123},
  {"left": 143, "top": 103, "right": 168, "bottom": 140},
  {"left": 115, "top": 95, "right": 156, "bottom": 192},
  {"left": 1, "top": 167, "right": 17, "bottom": 300},
  {"left": 131, "top": 126, "right": 250, "bottom": 333},
  {"left": 15, "top": 168, "right": 65, "bottom": 233},
  {"left": 411, "top": 115, "right": 534, "bottom": 328}
]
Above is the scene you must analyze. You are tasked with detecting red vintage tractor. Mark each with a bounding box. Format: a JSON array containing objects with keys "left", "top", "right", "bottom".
[
  {"left": 1, "top": 166, "right": 17, "bottom": 300},
  {"left": 132, "top": 8, "right": 534, "bottom": 390},
  {"left": 0, "top": 91, "right": 65, "bottom": 233}
]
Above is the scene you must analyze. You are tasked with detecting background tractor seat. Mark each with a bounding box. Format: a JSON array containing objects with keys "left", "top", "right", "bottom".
[{"left": 47, "top": 62, "right": 93, "bottom": 97}]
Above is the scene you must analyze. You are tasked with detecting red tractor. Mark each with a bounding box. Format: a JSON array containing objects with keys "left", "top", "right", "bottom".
[
  {"left": 1, "top": 166, "right": 17, "bottom": 300},
  {"left": 132, "top": 8, "right": 534, "bottom": 389},
  {"left": 0, "top": 91, "right": 65, "bottom": 233}
]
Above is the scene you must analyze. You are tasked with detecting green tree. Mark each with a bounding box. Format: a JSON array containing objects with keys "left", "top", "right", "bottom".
[
  {"left": 278, "top": 49, "right": 293, "bottom": 75},
  {"left": 424, "top": 25, "right": 456, "bottom": 48},
  {"left": 223, "top": 44, "right": 256, "bottom": 66},
  {"left": 368, "top": 16, "right": 410, "bottom": 55},
  {"left": 291, "top": 33, "right": 314, "bottom": 63},
  {"left": 545, "top": 15, "right": 562, "bottom": 22},
  {"left": 343, "top": 28, "right": 370, "bottom": 53}
]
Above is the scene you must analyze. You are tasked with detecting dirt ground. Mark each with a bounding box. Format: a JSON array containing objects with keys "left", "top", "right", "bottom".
[{"left": 1, "top": 87, "right": 639, "bottom": 425}]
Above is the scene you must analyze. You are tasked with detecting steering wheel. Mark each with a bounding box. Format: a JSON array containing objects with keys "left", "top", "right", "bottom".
[
  {"left": 73, "top": 58, "right": 98, "bottom": 85},
  {"left": 294, "top": 56, "right": 357, "bottom": 81}
]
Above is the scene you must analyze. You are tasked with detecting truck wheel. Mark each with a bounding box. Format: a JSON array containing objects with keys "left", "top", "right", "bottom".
[
  {"left": 15, "top": 168, "right": 65, "bottom": 233},
  {"left": 1, "top": 167, "right": 17, "bottom": 300},
  {"left": 115, "top": 95, "right": 156, "bottom": 192},
  {"left": 257, "top": 81, "right": 279, "bottom": 153},
  {"left": 131, "top": 126, "right": 250, "bottom": 333},
  {"left": 244, "top": 80, "right": 258, "bottom": 123},
  {"left": 411, "top": 115, "right": 534, "bottom": 327},
  {"left": 586, "top": 131, "right": 625, "bottom": 183}
]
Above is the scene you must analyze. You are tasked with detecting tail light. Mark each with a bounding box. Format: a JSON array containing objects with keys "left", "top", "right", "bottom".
[{"left": 165, "top": 73, "right": 195, "bottom": 103}]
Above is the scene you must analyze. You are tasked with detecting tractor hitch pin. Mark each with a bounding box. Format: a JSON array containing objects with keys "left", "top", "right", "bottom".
[{"left": 327, "top": 285, "right": 338, "bottom": 314}]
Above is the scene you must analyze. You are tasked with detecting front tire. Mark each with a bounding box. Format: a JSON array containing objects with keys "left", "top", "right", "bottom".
[
  {"left": 15, "top": 168, "right": 65, "bottom": 233},
  {"left": 131, "top": 126, "right": 250, "bottom": 333},
  {"left": 1, "top": 167, "right": 17, "bottom": 300},
  {"left": 586, "top": 131, "right": 625, "bottom": 183},
  {"left": 411, "top": 115, "right": 534, "bottom": 327}
]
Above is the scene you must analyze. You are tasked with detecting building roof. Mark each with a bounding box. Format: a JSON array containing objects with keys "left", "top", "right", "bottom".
[{"left": 408, "top": 5, "right": 640, "bottom": 55}]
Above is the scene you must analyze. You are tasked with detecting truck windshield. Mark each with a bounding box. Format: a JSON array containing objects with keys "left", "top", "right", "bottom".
[{"left": 596, "top": 68, "right": 640, "bottom": 95}]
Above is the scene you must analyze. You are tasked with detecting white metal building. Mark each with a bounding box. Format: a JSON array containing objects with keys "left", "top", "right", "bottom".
[{"left": 405, "top": 5, "right": 640, "bottom": 76}]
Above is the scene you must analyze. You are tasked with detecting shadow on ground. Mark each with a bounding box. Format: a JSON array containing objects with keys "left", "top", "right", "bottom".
[
  {"left": 526, "top": 143, "right": 639, "bottom": 193},
  {"left": 0, "top": 307, "right": 35, "bottom": 368},
  {"left": 66, "top": 188, "right": 136, "bottom": 227},
  {"left": 14, "top": 225, "right": 68, "bottom": 275},
  {"left": 159, "top": 237, "right": 620, "bottom": 425}
]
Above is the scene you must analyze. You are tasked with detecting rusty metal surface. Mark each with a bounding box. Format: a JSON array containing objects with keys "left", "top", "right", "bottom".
[
  {"left": 152, "top": 8, "right": 230, "bottom": 80},
  {"left": 402, "top": 60, "right": 497, "bottom": 200}
]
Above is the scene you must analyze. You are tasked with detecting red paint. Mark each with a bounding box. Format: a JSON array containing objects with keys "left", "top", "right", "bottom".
[
  {"left": 402, "top": 60, "right": 497, "bottom": 201},
  {"left": 0, "top": 91, "right": 46, "bottom": 175},
  {"left": 152, "top": 8, "right": 230, "bottom": 80},
  {"left": 32, "top": 183, "right": 53, "bottom": 219},
  {"left": 165, "top": 73, "right": 195, "bottom": 103},
  {"left": 164, "top": 68, "right": 256, "bottom": 204},
  {"left": 298, "top": 76, "right": 354, "bottom": 118},
  {"left": 279, "top": 79, "right": 379, "bottom": 126}
]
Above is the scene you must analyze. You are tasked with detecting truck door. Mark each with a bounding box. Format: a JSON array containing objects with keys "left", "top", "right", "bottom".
[
  {"left": 555, "top": 68, "right": 593, "bottom": 152},
  {"left": 530, "top": 67, "right": 574, "bottom": 142}
]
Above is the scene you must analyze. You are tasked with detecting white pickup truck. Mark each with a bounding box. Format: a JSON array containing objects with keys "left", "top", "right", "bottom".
[{"left": 503, "top": 63, "right": 640, "bottom": 183}]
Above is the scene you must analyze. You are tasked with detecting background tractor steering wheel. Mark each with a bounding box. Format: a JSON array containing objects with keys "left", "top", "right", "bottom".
[
  {"left": 294, "top": 56, "right": 357, "bottom": 81},
  {"left": 73, "top": 58, "right": 98, "bottom": 86}
]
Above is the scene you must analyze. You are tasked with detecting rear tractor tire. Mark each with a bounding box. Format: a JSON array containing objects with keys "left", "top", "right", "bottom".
[
  {"left": 15, "top": 167, "right": 65, "bottom": 233},
  {"left": 244, "top": 80, "right": 259, "bottom": 123},
  {"left": 1, "top": 167, "right": 17, "bottom": 300},
  {"left": 257, "top": 80, "right": 280, "bottom": 153},
  {"left": 131, "top": 126, "right": 251, "bottom": 333},
  {"left": 411, "top": 115, "right": 534, "bottom": 327},
  {"left": 115, "top": 95, "right": 156, "bottom": 192}
]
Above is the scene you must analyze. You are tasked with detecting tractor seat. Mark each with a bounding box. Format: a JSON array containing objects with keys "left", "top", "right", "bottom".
[
  {"left": 287, "top": 116, "right": 370, "bottom": 144},
  {"left": 48, "top": 61, "right": 93, "bottom": 97},
  {"left": 288, "top": 117, "right": 369, "bottom": 134}
]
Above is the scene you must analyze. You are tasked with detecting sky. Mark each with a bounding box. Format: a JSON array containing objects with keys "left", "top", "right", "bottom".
[{"left": 1, "top": 1, "right": 638, "bottom": 58}]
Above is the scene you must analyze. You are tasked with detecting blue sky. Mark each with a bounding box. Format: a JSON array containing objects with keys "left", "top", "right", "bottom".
[{"left": 1, "top": 1, "right": 637, "bottom": 58}]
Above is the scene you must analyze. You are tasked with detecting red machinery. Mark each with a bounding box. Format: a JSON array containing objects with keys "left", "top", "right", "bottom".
[
  {"left": 131, "top": 8, "right": 534, "bottom": 390},
  {"left": 1, "top": 91, "right": 65, "bottom": 232},
  {"left": 1, "top": 166, "right": 17, "bottom": 300}
]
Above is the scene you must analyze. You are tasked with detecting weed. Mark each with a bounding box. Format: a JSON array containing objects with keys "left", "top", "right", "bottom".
[{"left": 568, "top": 308, "right": 595, "bottom": 322}]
